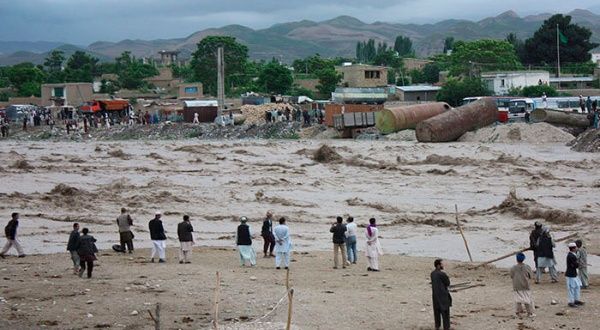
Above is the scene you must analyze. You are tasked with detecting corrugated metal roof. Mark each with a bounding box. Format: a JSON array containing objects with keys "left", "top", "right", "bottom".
[
  {"left": 396, "top": 85, "right": 441, "bottom": 92},
  {"left": 549, "top": 76, "right": 594, "bottom": 82},
  {"left": 183, "top": 100, "right": 218, "bottom": 107}
]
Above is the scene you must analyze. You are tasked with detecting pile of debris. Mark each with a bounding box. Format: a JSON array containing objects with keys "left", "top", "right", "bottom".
[
  {"left": 570, "top": 128, "right": 600, "bottom": 152},
  {"left": 458, "top": 122, "right": 575, "bottom": 144},
  {"left": 240, "top": 104, "right": 294, "bottom": 124}
]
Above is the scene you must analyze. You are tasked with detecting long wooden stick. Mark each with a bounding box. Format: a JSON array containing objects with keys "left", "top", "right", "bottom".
[
  {"left": 148, "top": 303, "right": 160, "bottom": 330},
  {"left": 286, "top": 268, "right": 293, "bottom": 330},
  {"left": 455, "top": 204, "right": 473, "bottom": 262},
  {"left": 473, "top": 232, "right": 578, "bottom": 268},
  {"left": 213, "top": 271, "right": 221, "bottom": 330}
]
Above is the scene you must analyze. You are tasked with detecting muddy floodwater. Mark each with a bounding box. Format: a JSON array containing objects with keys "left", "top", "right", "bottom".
[{"left": 1, "top": 139, "right": 599, "bottom": 272}]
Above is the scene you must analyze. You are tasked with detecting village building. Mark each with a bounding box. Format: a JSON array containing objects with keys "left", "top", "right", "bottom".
[
  {"left": 41, "top": 83, "right": 94, "bottom": 107},
  {"left": 178, "top": 83, "right": 204, "bottom": 99},
  {"left": 403, "top": 58, "right": 433, "bottom": 71},
  {"left": 395, "top": 85, "right": 441, "bottom": 102},
  {"left": 335, "top": 64, "right": 388, "bottom": 88},
  {"left": 481, "top": 71, "right": 550, "bottom": 95}
]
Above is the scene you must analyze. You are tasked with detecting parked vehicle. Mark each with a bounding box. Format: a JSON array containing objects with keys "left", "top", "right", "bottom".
[{"left": 508, "top": 98, "right": 535, "bottom": 121}]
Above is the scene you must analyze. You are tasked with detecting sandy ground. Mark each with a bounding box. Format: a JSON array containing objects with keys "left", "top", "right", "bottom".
[
  {"left": 0, "top": 249, "right": 598, "bottom": 330},
  {"left": 1, "top": 138, "right": 599, "bottom": 328}
]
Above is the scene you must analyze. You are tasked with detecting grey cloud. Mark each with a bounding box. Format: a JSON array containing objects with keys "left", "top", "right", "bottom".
[{"left": 0, "top": 0, "right": 597, "bottom": 44}]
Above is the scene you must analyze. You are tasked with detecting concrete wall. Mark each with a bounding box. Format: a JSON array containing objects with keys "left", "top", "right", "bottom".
[
  {"left": 41, "top": 83, "right": 94, "bottom": 106},
  {"left": 396, "top": 90, "right": 439, "bottom": 102},
  {"left": 403, "top": 58, "right": 433, "bottom": 71},
  {"left": 336, "top": 65, "right": 388, "bottom": 88},
  {"left": 481, "top": 71, "right": 550, "bottom": 95},
  {"left": 178, "top": 83, "right": 204, "bottom": 99}
]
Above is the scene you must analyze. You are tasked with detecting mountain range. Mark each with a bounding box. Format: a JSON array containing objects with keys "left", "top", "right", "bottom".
[{"left": 1, "top": 9, "right": 599, "bottom": 66}]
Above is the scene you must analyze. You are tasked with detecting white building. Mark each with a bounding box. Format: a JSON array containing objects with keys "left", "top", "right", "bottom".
[
  {"left": 591, "top": 53, "right": 600, "bottom": 67},
  {"left": 481, "top": 71, "right": 550, "bottom": 95}
]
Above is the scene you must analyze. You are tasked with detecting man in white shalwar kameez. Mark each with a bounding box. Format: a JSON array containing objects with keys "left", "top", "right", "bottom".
[
  {"left": 236, "top": 217, "right": 256, "bottom": 267},
  {"left": 365, "top": 218, "right": 383, "bottom": 271},
  {"left": 273, "top": 217, "right": 291, "bottom": 269}
]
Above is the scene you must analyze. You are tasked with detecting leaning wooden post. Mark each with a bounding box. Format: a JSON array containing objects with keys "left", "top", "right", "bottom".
[
  {"left": 286, "top": 268, "right": 293, "bottom": 330},
  {"left": 455, "top": 204, "right": 473, "bottom": 262},
  {"left": 147, "top": 303, "right": 161, "bottom": 330},
  {"left": 213, "top": 271, "right": 221, "bottom": 330}
]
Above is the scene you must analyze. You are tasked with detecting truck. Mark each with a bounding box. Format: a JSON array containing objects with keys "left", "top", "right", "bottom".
[
  {"left": 79, "top": 99, "right": 131, "bottom": 117},
  {"left": 333, "top": 111, "right": 377, "bottom": 138}
]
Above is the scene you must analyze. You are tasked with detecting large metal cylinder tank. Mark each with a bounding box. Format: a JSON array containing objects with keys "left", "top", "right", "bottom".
[
  {"left": 531, "top": 108, "right": 590, "bottom": 128},
  {"left": 416, "top": 97, "right": 497, "bottom": 142},
  {"left": 375, "top": 102, "right": 451, "bottom": 134}
]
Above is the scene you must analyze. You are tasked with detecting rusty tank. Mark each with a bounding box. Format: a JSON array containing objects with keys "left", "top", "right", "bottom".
[{"left": 375, "top": 102, "right": 451, "bottom": 134}]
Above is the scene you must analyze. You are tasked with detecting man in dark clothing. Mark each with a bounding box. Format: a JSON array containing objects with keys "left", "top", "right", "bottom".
[
  {"left": 528, "top": 222, "right": 543, "bottom": 269},
  {"left": 261, "top": 211, "right": 275, "bottom": 258},
  {"left": 177, "top": 215, "right": 194, "bottom": 264},
  {"left": 76, "top": 228, "right": 97, "bottom": 278},
  {"left": 149, "top": 211, "right": 167, "bottom": 263},
  {"left": 431, "top": 259, "right": 452, "bottom": 330},
  {"left": 0, "top": 212, "right": 25, "bottom": 258},
  {"left": 330, "top": 216, "right": 347, "bottom": 269},
  {"left": 237, "top": 216, "right": 256, "bottom": 266},
  {"left": 566, "top": 242, "right": 584, "bottom": 307},
  {"left": 66, "top": 223, "right": 80, "bottom": 274},
  {"left": 116, "top": 208, "right": 134, "bottom": 253}
]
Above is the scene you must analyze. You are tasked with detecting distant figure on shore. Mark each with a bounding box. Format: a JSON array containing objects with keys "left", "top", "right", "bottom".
[
  {"left": 76, "top": 228, "right": 98, "bottom": 278},
  {"left": 529, "top": 221, "right": 543, "bottom": 269},
  {"left": 261, "top": 211, "right": 275, "bottom": 258},
  {"left": 330, "top": 216, "right": 347, "bottom": 269},
  {"left": 575, "top": 240, "right": 588, "bottom": 289},
  {"left": 345, "top": 216, "right": 358, "bottom": 265},
  {"left": 542, "top": 93, "right": 547, "bottom": 109},
  {"left": 579, "top": 95, "right": 585, "bottom": 113},
  {"left": 66, "top": 223, "right": 80, "bottom": 274},
  {"left": 273, "top": 217, "right": 291, "bottom": 269},
  {"left": 177, "top": 215, "right": 194, "bottom": 264},
  {"left": 116, "top": 208, "right": 134, "bottom": 253},
  {"left": 431, "top": 259, "right": 452, "bottom": 330},
  {"left": 236, "top": 216, "right": 256, "bottom": 267},
  {"left": 0, "top": 212, "right": 25, "bottom": 258},
  {"left": 193, "top": 112, "right": 199, "bottom": 124},
  {"left": 510, "top": 253, "right": 536, "bottom": 318},
  {"left": 365, "top": 218, "right": 382, "bottom": 272},
  {"left": 566, "top": 242, "right": 584, "bottom": 308},
  {"left": 535, "top": 226, "right": 558, "bottom": 283},
  {"left": 585, "top": 96, "right": 592, "bottom": 113},
  {"left": 149, "top": 211, "right": 167, "bottom": 263}
]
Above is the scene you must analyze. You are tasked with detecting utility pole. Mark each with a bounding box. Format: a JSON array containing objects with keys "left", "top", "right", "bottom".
[
  {"left": 216, "top": 47, "right": 225, "bottom": 120},
  {"left": 556, "top": 24, "right": 561, "bottom": 78}
]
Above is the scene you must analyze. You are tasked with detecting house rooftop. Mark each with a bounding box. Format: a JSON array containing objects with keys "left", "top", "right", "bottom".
[{"left": 396, "top": 85, "right": 441, "bottom": 92}]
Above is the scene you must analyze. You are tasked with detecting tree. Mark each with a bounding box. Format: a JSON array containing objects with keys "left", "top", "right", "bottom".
[
  {"left": 448, "top": 39, "right": 522, "bottom": 76},
  {"left": 422, "top": 63, "right": 441, "bottom": 84},
  {"left": 443, "top": 37, "right": 455, "bottom": 54},
  {"left": 6, "top": 63, "right": 46, "bottom": 97},
  {"left": 523, "top": 14, "right": 598, "bottom": 65},
  {"left": 292, "top": 54, "right": 335, "bottom": 75},
  {"left": 315, "top": 67, "right": 342, "bottom": 96},
  {"left": 505, "top": 33, "right": 526, "bottom": 63},
  {"left": 436, "top": 77, "right": 491, "bottom": 106},
  {"left": 64, "top": 51, "right": 99, "bottom": 82},
  {"left": 509, "top": 85, "right": 558, "bottom": 98},
  {"left": 44, "top": 50, "right": 65, "bottom": 72},
  {"left": 356, "top": 39, "right": 377, "bottom": 63},
  {"left": 115, "top": 51, "right": 159, "bottom": 89},
  {"left": 258, "top": 60, "right": 293, "bottom": 94},
  {"left": 394, "top": 35, "right": 414, "bottom": 57},
  {"left": 190, "top": 36, "right": 249, "bottom": 96}
]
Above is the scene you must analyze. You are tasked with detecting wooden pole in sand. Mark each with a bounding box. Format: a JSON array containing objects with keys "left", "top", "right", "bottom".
[
  {"left": 147, "top": 303, "right": 161, "bottom": 330},
  {"left": 455, "top": 204, "right": 473, "bottom": 262},
  {"left": 213, "top": 271, "right": 221, "bottom": 330},
  {"left": 286, "top": 268, "right": 293, "bottom": 330},
  {"left": 473, "top": 232, "right": 578, "bottom": 268}
]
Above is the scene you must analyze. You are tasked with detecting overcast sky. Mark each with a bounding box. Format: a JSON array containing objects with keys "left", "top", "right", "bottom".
[{"left": 0, "top": 0, "right": 598, "bottom": 45}]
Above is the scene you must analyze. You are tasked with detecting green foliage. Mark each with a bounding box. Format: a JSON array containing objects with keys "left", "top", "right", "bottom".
[
  {"left": 64, "top": 51, "right": 99, "bottom": 82},
  {"left": 315, "top": 67, "right": 342, "bottom": 95},
  {"left": 436, "top": 77, "right": 491, "bottom": 106},
  {"left": 394, "top": 36, "right": 414, "bottom": 57},
  {"left": 509, "top": 85, "right": 558, "bottom": 97},
  {"left": 44, "top": 50, "right": 65, "bottom": 72},
  {"left": 523, "top": 14, "right": 599, "bottom": 65},
  {"left": 257, "top": 60, "right": 293, "bottom": 94},
  {"left": 443, "top": 37, "right": 455, "bottom": 54},
  {"left": 292, "top": 54, "right": 336, "bottom": 74},
  {"left": 289, "top": 86, "right": 314, "bottom": 99},
  {"left": 99, "top": 79, "right": 120, "bottom": 94},
  {"left": 6, "top": 62, "right": 46, "bottom": 96},
  {"left": 115, "top": 51, "right": 159, "bottom": 89},
  {"left": 448, "top": 39, "right": 522, "bottom": 76},
  {"left": 170, "top": 64, "right": 194, "bottom": 82},
  {"left": 190, "top": 36, "right": 249, "bottom": 96},
  {"left": 410, "top": 63, "right": 441, "bottom": 84}
]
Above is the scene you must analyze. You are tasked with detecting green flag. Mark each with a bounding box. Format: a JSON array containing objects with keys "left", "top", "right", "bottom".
[{"left": 559, "top": 29, "right": 568, "bottom": 44}]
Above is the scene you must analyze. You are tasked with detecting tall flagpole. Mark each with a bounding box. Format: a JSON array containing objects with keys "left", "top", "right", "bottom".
[{"left": 556, "top": 24, "right": 561, "bottom": 78}]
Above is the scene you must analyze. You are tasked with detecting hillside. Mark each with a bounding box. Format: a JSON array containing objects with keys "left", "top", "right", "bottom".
[{"left": 1, "top": 9, "right": 599, "bottom": 65}]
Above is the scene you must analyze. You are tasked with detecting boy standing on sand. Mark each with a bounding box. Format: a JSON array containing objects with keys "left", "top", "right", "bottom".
[
  {"left": 575, "top": 240, "right": 589, "bottom": 289},
  {"left": 566, "top": 242, "right": 584, "bottom": 308},
  {"left": 149, "top": 211, "right": 167, "bottom": 263},
  {"left": 177, "top": 215, "right": 194, "bottom": 264},
  {"left": 273, "top": 217, "right": 291, "bottom": 269},
  {"left": 67, "top": 223, "right": 80, "bottom": 274},
  {"left": 510, "top": 253, "right": 535, "bottom": 318}
]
